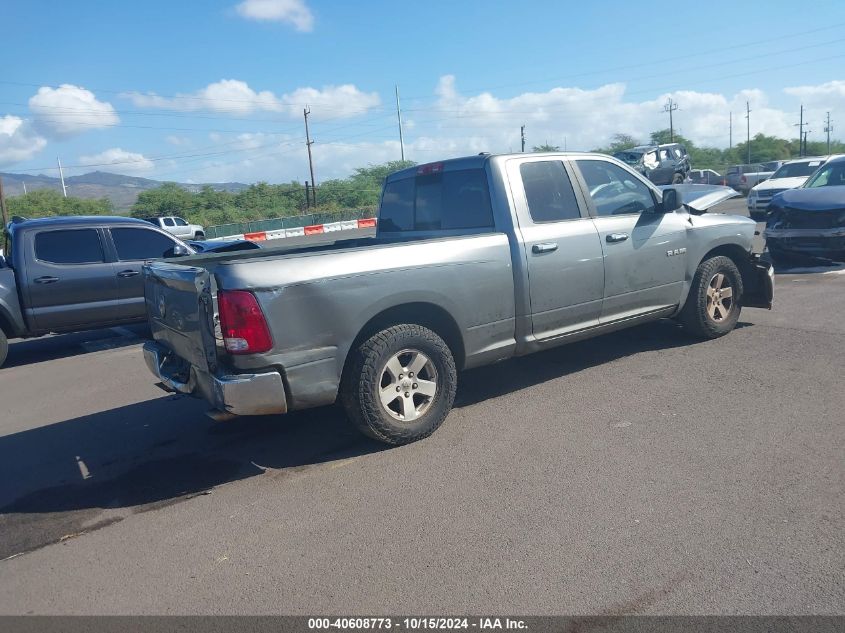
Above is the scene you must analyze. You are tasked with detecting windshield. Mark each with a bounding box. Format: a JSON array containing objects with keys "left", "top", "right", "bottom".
[
  {"left": 771, "top": 161, "right": 823, "bottom": 179},
  {"left": 804, "top": 162, "right": 845, "bottom": 188}
]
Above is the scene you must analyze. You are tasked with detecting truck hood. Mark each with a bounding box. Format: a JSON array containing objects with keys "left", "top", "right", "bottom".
[
  {"left": 659, "top": 184, "right": 739, "bottom": 213},
  {"left": 752, "top": 176, "right": 808, "bottom": 193},
  {"left": 773, "top": 186, "right": 845, "bottom": 211}
]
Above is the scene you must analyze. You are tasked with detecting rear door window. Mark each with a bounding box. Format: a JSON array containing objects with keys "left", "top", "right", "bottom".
[
  {"left": 380, "top": 168, "right": 494, "bottom": 232},
  {"left": 35, "top": 229, "right": 105, "bottom": 264},
  {"left": 163, "top": 218, "right": 175, "bottom": 227},
  {"left": 111, "top": 228, "right": 178, "bottom": 260},
  {"left": 519, "top": 161, "right": 581, "bottom": 222}
]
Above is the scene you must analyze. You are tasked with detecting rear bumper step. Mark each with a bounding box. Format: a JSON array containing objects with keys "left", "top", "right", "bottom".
[{"left": 143, "top": 341, "right": 288, "bottom": 417}]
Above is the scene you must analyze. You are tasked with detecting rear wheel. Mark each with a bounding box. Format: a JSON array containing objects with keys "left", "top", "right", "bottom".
[
  {"left": 341, "top": 324, "right": 457, "bottom": 445},
  {"left": 0, "top": 328, "right": 8, "bottom": 369},
  {"left": 193, "top": 232, "right": 205, "bottom": 241},
  {"left": 679, "top": 256, "right": 743, "bottom": 339},
  {"left": 672, "top": 172, "right": 684, "bottom": 184}
]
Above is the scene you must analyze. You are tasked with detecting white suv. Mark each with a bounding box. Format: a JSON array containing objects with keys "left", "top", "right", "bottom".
[{"left": 747, "top": 157, "right": 833, "bottom": 220}]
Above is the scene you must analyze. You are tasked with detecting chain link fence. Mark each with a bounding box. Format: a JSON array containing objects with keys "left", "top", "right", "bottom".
[{"left": 205, "top": 209, "right": 374, "bottom": 239}]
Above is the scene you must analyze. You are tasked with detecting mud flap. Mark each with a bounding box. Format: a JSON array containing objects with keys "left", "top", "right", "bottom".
[{"left": 742, "top": 255, "right": 774, "bottom": 309}]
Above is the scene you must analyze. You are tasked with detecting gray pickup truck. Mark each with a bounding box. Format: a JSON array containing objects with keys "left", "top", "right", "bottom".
[
  {"left": 0, "top": 216, "right": 192, "bottom": 367},
  {"left": 142, "top": 152, "right": 774, "bottom": 445}
]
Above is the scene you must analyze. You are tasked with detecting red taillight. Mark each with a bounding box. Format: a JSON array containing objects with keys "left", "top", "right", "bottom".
[{"left": 217, "top": 290, "right": 272, "bottom": 354}]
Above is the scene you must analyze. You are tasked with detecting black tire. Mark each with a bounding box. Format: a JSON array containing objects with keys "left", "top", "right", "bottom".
[
  {"left": 672, "top": 172, "right": 684, "bottom": 184},
  {"left": 341, "top": 324, "right": 457, "bottom": 445},
  {"left": 679, "top": 256, "right": 744, "bottom": 339},
  {"left": 194, "top": 232, "right": 205, "bottom": 241},
  {"left": 0, "top": 328, "right": 8, "bottom": 369}
]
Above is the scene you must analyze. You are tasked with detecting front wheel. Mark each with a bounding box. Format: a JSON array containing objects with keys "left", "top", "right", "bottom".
[
  {"left": 341, "top": 324, "right": 457, "bottom": 445},
  {"left": 672, "top": 172, "right": 684, "bottom": 184},
  {"left": 679, "top": 256, "right": 743, "bottom": 339},
  {"left": 193, "top": 232, "right": 205, "bottom": 241}
]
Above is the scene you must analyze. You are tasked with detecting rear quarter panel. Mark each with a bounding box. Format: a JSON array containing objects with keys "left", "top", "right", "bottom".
[{"left": 213, "top": 233, "right": 517, "bottom": 409}]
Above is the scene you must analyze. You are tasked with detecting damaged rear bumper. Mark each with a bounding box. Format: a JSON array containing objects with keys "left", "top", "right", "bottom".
[{"left": 142, "top": 341, "right": 288, "bottom": 417}]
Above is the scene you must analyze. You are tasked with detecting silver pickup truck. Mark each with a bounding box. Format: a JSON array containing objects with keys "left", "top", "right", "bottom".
[{"left": 142, "top": 152, "right": 774, "bottom": 445}]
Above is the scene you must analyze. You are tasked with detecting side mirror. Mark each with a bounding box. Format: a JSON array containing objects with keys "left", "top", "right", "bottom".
[
  {"left": 164, "top": 244, "right": 191, "bottom": 258},
  {"left": 661, "top": 188, "right": 680, "bottom": 213}
]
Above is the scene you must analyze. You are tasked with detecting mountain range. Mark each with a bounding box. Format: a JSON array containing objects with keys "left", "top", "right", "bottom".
[{"left": 0, "top": 171, "right": 249, "bottom": 211}]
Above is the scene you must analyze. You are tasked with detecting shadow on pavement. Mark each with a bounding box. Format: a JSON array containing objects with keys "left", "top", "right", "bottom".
[
  {"left": 0, "top": 318, "right": 737, "bottom": 558},
  {"left": 1, "top": 324, "right": 151, "bottom": 370}
]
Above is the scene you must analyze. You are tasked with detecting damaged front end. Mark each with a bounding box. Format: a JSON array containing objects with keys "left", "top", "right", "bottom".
[
  {"left": 659, "top": 184, "right": 740, "bottom": 215},
  {"left": 764, "top": 206, "right": 845, "bottom": 261}
]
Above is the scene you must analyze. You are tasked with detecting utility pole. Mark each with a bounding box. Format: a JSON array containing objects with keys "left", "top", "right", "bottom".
[
  {"left": 303, "top": 107, "right": 316, "bottom": 208},
  {"left": 802, "top": 130, "right": 811, "bottom": 155},
  {"left": 824, "top": 111, "right": 832, "bottom": 154},
  {"left": 729, "top": 111, "right": 732, "bottom": 149},
  {"left": 795, "top": 105, "right": 806, "bottom": 157},
  {"left": 395, "top": 85, "right": 405, "bottom": 162},
  {"left": 57, "top": 156, "right": 68, "bottom": 197},
  {"left": 520, "top": 125, "right": 526, "bottom": 152},
  {"left": 663, "top": 98, "right": 679, "bottom": 142},
  {"left": 745, "top": 101, "right": 751, "bottom": 164}
]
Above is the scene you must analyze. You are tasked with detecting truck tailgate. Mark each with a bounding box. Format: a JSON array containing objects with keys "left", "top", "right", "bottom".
[{"left": 143, "top": 261, "right": 217, "bottom": 372}]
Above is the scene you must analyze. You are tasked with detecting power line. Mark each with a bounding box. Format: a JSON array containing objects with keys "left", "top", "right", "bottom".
[{"left": 394, "top": 22, "right": 845, "bottom": 101}]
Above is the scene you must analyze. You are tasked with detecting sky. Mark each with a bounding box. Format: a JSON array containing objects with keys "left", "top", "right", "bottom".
[{"left": 2, "top": 0, "right": 845, "bottom": 184}]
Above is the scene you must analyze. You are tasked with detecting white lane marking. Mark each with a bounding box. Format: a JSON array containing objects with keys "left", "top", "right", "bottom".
[{"left": 75, "top": 456, "right": 92, "bottom": 480}]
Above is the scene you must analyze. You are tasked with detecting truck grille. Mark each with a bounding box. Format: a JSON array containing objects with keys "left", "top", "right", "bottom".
[{"left": 757, "top": 188, "right": 785, "bottom": 200}]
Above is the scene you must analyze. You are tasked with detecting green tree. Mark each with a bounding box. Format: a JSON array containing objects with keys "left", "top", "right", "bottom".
[
  {"left": 130, "top": 182, "right": 195, "bottom": 218},
  {"left": 532, "top": 144, "right": 561, "bottom": 152},
  {"left": 592, "top": 133, "right": 641, "bottom": 155},
  {"left": 7, "top": 189, "right": 112, "bottom": 218}
]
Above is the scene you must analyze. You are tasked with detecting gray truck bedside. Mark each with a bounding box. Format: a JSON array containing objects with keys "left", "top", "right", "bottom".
[{"left": 142, "top": 152, "right": 774, "bottom": 445}]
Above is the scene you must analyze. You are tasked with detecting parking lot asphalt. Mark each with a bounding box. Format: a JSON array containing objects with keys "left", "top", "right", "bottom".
[{"left": 0, "top": 202, "right": 842, "bottom": 615}]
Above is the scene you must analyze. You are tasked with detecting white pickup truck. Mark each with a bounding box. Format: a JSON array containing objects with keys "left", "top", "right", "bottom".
[{"left": 142, "top": 216, "right": 205, "bottom": 241}]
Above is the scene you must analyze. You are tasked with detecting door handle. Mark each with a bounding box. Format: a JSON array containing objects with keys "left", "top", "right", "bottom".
[
  {"left": 34, "top": 276, "right": 59, "bottom": 284},
  {"left": 532, "top": 242, "right": 558, "bottom": 254},
  {"left": 117, "top": 270, "right": 141, "bottom": 278},
  {"left": 606, "top": 233, "right": 629, "bottom": 243}
]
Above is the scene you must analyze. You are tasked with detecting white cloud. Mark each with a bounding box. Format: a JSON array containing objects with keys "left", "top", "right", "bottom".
[
  {"left": 165, "top": 135, "right": 192, "bottom": 146},
  {"left": 28, "top": 84, "right": 119, "bottom": 138},
  {"left": 122, "top": 79, "right": 380, "bottom": 119},
  {"left": 78, "top": 148, "right": 154, "bottom": 173},
  {"left": 0, "top": 115, "right": 47, "bottom": 166},
  {"left": 427, "top": 76, "right": 804, "bottom": 151},
  {"left": 284, "top": 85, "right": 381, "bottom": 118},
  {"left": 112, "top": 77, "right": 844, "bottom": 185},
  {"left": 235, "top": 0, "right": 314, "bottom": 31},
  {"left": 783, "top": 80, "right": 845, "bottom": 133}
]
